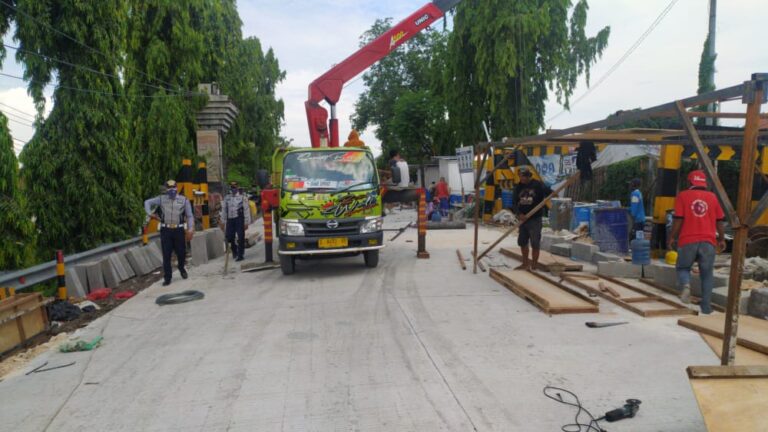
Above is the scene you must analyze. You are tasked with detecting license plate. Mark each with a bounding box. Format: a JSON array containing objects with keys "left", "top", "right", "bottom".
[{"left": 318, "top": 237, "right": 348, "bottom": 248}]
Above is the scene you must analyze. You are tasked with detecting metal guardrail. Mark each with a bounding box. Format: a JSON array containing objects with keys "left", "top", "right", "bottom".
[{"left": 0, "top": 233, "right": 160, "bottom": 291}]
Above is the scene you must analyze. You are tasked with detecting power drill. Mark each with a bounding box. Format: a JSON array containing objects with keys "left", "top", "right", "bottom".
[{"left": 604, "top": 399, "right": 641, "bottom": 422}]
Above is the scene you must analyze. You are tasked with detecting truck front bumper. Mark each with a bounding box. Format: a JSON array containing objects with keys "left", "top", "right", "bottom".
[{"left": 278, "top": 232, "right": 384, "bottom": 256}]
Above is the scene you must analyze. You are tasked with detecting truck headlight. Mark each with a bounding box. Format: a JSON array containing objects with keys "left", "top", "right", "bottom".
[
  {"left": 360, "top": 217, "right": 383, "bottom": 234},
  {"left": 279, "top": 219, "right": 304, "bottom": 236}
]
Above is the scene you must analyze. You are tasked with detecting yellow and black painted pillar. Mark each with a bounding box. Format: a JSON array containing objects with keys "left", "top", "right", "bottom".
[
  {"left": 194, "top": 162, "right": 210, "bottom": 229},
  {"left": 56, "top": 250, "right": 67, "bottom": 300},
  {"left": 751, "top": 147, "right": 768, "bottom": 225},
  {"left": 417, "top": 188, "right": 430, "bottom": 258},
  {"left": 263, "top": 208, "right": 273, "bottom": 262},
  {"left": 652, "top": 145, "right": 683, "bottom": 252},
  {"left": 177, "top": 159, "right": 195, "bottom": 201}
]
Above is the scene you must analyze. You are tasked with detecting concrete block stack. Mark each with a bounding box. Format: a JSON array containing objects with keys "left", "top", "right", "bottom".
[
  {"left": 591, "top": 251, "right": 623, "bottom": 264},
  {"left": 711, "top": 288, "right": 750, "bottom": 313},
  {"left": 116, "top": 251, "right": 136, "bottom": 279},
  {"left": 541, "top": 234, "right": 570, "bottom": 253},
  {"left": 84, "top": 261, "right": 105, "bottom": 291},
  {"left": 205, "top": 228, "right": 226, "bottom": 259},
  {"left": 64, "top": 268, "right": 88, "bottom": 298},
  {"left": 144, "top": 243, "right": 163, "bottom": 269},
  {"left": 100, "top": 258, "right": 121, "bottom": 288},
  {"left": 647, "top": 263, "right": 678, "bottom": 291},
  {"left": 597, "top": 261, "right": 642, "bottom": 279},
  {"left": 191, "top": 232, "right": 209, "bottom": 265},
  {"left": 550, "top": 243, "right": 572, "bottom": 257},
  {"left": 108, "top": 254, "right": 132, "bottom": 281},
  {"left": 126, "top": 247, "right": 153, "bottom": 276},
  {"left": 571, "top": 242, "right": 598, "bottom": 262}
]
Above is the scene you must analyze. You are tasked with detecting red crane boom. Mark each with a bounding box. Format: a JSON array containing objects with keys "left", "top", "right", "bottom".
[{"left": 305, "top": 0, "right": 461, "bottom": 148}]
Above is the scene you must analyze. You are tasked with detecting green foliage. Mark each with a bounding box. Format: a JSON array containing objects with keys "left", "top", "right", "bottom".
[
  {"left": 446, "top": 0, "right": 609, "bottom": 142},
  {"left": 605, "top": 108, "right": 682, "bottom": 130},
  {"left": 0, "top": 114, "right": 36, "bottom": 270},
  {"left": 16, "top": 0, "right": 142, "bottom": 255},
  {"left": 125, "top": 0, "right": 208, "bottom": 197},
  {"left": 220, "top": 39, "right": 286, "bottom": 186},
  {"left": 597, "top": 157, "right": 646, "bottom": 205},
  {"left": 351, "top": 19, "right": 449, "bottom": 164},
  {"left": 695, "top": 33, "right": 717, "bottom": 126}
]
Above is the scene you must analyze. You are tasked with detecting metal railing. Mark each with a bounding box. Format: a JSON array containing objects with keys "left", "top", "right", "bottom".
[{"left": 0, "top": 233, "right": 159, "bottom": 291}]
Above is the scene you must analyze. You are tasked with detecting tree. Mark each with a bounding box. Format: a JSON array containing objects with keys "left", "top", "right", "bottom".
[
  {"left": 15, "top": 0, "right": 142, "bottom": 255},
  {"left": 0, "top": 114, "right": 36, "bottom": 270},
  {"left": 220, "top": 38, "right": 285, "bottom": 187},
  {"left": 351, "top": 19, "right": 449, "bottom": 164},
  {"left": 446, "top": 0, "right": 610, "bottom": 143},
  {"left": 125, "top": 0, "right": 208, "bottom": 198},
  {"left": 695, "top": 34, "right": 717, "bottom": 126}
]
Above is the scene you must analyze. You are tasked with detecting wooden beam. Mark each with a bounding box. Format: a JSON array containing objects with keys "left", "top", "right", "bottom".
[
  {"left": 687, "top": 111, "right": 768, "bottom": 119},
  {"left": 473, "top": 144, "right": 489, "bottom": 274},
  {"left": 675, "top": 100, "right": 740, "bottom": 227},
  {"left": 747, "top": 189, "right": 768, "bottom": 227},
  {"left": 476, "top": 172, "right": 580, "bottom": 260},
  {"left": 688, "top": 365, "right": 768, "bottom": 379},
  {"left": 722, "top": 86, "right": 765, "bottom": 365}
]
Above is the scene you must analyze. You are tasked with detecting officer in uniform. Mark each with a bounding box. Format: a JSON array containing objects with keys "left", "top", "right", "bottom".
[
  {"left": 144, "top": 180, "right": 194, "bottom": 286},
  {"left": 221, "top": 181, "right": 251, "bottom": 262}
]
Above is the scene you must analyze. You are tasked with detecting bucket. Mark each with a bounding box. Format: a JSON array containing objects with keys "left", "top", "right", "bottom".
[{"left": 591, "top": 208, "right": 630, "bottom": 254}]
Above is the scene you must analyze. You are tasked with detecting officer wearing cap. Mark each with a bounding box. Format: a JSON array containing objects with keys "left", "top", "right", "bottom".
[
  {"left": 144, "top": 180, "right": 194, "bottom": 286},
  {"left": 221, "top": 181, "right": 251, "bottom": 262}
]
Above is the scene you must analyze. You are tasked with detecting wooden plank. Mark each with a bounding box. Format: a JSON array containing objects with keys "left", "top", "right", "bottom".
[
  {"left": 563, "top": 275, "right": 693, "bottom": 317},
  {"left": 500, "top": 248, "right": 583, "bottom": 272},
  {"left": 689, "top": 374, "right": 768, "bottom": 432},
  {"left": 489, "top": 269, "right": 598, "bottom": 315},
  {"left": 0, "top": 293, "right": 49, "bottom": 355},
  {"left": 688, "top": 365, "right": 768, "bottom": 379},
  {"left": 679, "top": 314, "right": 768, "bottom": 356},
  {"left": 700, "top": 334, "right": 768, "bottom": 366}
]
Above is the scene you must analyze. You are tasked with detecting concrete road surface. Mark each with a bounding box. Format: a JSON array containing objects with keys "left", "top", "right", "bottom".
[{"left": 0, "top": 210, "right": 715, "bottom": 431}]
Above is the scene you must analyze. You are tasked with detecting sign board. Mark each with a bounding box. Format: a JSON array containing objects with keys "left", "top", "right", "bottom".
[{"left": 456, "top": 146, "right": 474, "bottom": 173}]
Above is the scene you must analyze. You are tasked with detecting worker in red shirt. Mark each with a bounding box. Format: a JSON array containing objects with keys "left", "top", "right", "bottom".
[
  {"left": 435, "top": 176, "right": 451, "bottom": 217},
  {"left": 667, "top": 170, "right": 726, "bottom": 314}
]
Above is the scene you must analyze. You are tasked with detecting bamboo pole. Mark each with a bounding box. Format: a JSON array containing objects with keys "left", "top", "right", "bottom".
[
  {"left": 473, "top": 144, "right": 489, "bottom": 274},
  {"left": 476, "top": 172, "right": 580, "bottom": 261}
]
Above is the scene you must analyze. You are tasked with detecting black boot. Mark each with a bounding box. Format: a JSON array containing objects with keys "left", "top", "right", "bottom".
[
  {"left": 180, "top": 268, "right": 188, "bottom": 279},
  {"left": 163, "top": 280, "right": 171, "bottom": 286}
]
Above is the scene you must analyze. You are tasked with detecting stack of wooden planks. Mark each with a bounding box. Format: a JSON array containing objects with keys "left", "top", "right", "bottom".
[
  {"left": 489, "top": 269, "right": 598, "bottom": 315},
  {"left": 499, "top": 247, "right": 582, "bottom": 272},
  {"left": 679, "top": 313, "right": 768, "bottom": 356},
  {"left": 561, "top": 275, "right": 694, "bottom": 317},
  {"left": 0, "top": 293, "right": 52, "bottom": 355},
  {"left": 687, "top": 365, "right": 768, "bottom": 432}
]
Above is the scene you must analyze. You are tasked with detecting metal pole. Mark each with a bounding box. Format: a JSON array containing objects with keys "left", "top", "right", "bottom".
[{"left": 721, "top": 85, "right": 763, "bottom": 365}]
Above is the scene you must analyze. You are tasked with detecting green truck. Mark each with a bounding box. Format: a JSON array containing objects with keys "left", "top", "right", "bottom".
[{"left": 270, "top": 146, "right": 383, "bottom": 275}]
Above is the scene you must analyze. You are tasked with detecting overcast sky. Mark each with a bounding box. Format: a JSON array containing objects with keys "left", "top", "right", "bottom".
[{"left": 2, "top": 0, "right": 767, "bottom": 157}]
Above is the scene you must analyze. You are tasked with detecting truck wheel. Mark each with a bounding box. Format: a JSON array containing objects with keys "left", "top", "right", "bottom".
[
  {"left": 280, "top": 255, "right": 296, "bottom": 275},
  {"left": 364, "top": 250, "right": 379, "bottom": 268}
]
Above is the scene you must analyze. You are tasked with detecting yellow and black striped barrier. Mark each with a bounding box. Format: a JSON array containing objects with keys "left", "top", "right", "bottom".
[
  {"left": 56, "top": 250, "right": 67, "bottom": 300},
  {"left": 417, "top": 188, "right": 430, "bottom": 259}
]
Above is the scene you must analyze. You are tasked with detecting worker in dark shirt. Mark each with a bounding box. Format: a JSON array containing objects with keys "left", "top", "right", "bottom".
[{"left": 512, "top": 167, "right": 552, "bottom": 270}]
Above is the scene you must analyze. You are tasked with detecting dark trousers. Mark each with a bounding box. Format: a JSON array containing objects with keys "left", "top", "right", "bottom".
[
  {"left": 161, "top": 227, "right": 186, "bottom": 282},
  {"left": 226, "top": 215, "right": 245, "bottom": 259}
]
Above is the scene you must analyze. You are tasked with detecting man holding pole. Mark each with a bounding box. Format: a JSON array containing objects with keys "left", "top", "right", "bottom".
[{"left": 512, "top": 167, "right": 552, "bottom": 270}]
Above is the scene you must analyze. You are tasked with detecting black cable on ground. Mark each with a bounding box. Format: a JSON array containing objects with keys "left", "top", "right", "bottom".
[
  {"left": 155, "top": 290, "right": 205, "bottom": 306},
  {"left": 543, "top": 386, "right": 606, "bottom": 432}
]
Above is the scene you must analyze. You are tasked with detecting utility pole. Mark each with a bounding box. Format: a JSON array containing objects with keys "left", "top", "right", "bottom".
[{"left": 705, "top": 0, "right": 717, "bottom": 126}]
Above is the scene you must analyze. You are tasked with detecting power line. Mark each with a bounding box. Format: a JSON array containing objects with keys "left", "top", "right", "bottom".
[
  {"left": 1, "top": 109, "right": 35, "bottom": 126},
  {"left": 0, "top": 102, "right": 35, "bottom": 121},
  {"left": 2, "top": 43, "right": 193, "bottom": 96},
  {"left": 4, "top": 115, "right": 34, "bottom": 128},
  {"left": 0, "top": 0, "right": 192, "bottom": 96},
  {"left": 547, "top": 0, "right": 679, "bottom": 124},
  {"left": 0, "top": 71, "right": 194, "bottom": 99}
]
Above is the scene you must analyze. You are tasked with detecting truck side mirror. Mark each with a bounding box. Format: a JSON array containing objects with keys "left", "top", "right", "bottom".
[{"left": 256, "top": 169, "right": 269, "bottom": 188}]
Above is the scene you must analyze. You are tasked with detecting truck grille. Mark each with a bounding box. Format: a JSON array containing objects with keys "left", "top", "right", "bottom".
[{"left": 302, "top": 220, "right": 361, "bottom": 237}]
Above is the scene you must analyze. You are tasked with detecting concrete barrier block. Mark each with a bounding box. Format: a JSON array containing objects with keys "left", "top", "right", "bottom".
[
  {"left": 541, "top": 234, "right": 569, "bottom": 252},
  {"left": 117, "top": 250, "right": 135, "bottom": 279},
  {"left": 191, "top": 232, "right": 209, "bottom": 266},
  {"left": 84, "top": 261, "right": 105, "bottom": 292},
  {"left": 571, "top": 242, "right": 598, "bottom": 262},
  {"left": 592, "top": 251, "right": 623, "bottom": 264},
  {"left": 205, "top": 228, "right": 226, "bottom": 259},
  {"left": 100, "top": 258, "right": 120, "bottom": 288},
  {"left": 597, "top": 261, "right": 642, "bottom": 279},
  {"left": 550, "top": 243, "right": 572, "bottom": 257},
  {"left": 712, "top": 287, "right": 750, "bottom": 313},
  {"left": 649, "top": 263, "right": 678, "bottom": 290},
  {"left": 64, "top": 268, "right": 88, "bottom": 298},
  {"left": 126, "top": 247, "right": 152, "bottom": 276},
  {"left": 107, "top": 254, "right": 130, "bottom": 282},
  {"left": 690, "top": 273, "right": 728, "bottom": 296},
  {"left": 748, "top": 288, "right": 768, "bottom": 319},
  {"left": 145, "top": 243, "right": 163, "bottom": 269},
  {"left": 73, "top": 265, "right": 88, "bottom": 288}
]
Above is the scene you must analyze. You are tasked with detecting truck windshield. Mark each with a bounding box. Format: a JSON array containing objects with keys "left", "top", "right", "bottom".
[{"left": 282, "top": 150, "right": 377, "bottom": 193}]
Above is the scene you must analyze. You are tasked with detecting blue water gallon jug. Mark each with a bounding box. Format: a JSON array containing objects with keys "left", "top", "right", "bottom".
[
  {"left": 501, "top": 190, "right": 514, "bottom": 209},
  {"left": 631, "top": 234, "right": 651, "bottom": 265}
]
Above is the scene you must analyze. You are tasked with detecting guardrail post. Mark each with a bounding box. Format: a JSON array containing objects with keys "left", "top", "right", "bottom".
[
  {"left": 56, "top": 250, "right": 67, "bottom": 300},
  {"left": 417, "top": 188, "right": 430, "bottom": 259},
  {"left": 0, "top": 288, "right": 6, "bottom": 300},
  {"left": 142, "top": 225, "right": 149, "bottom": 246},
  {"left": 263, "top": 209, "right": 273, "bottom": 263}
]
